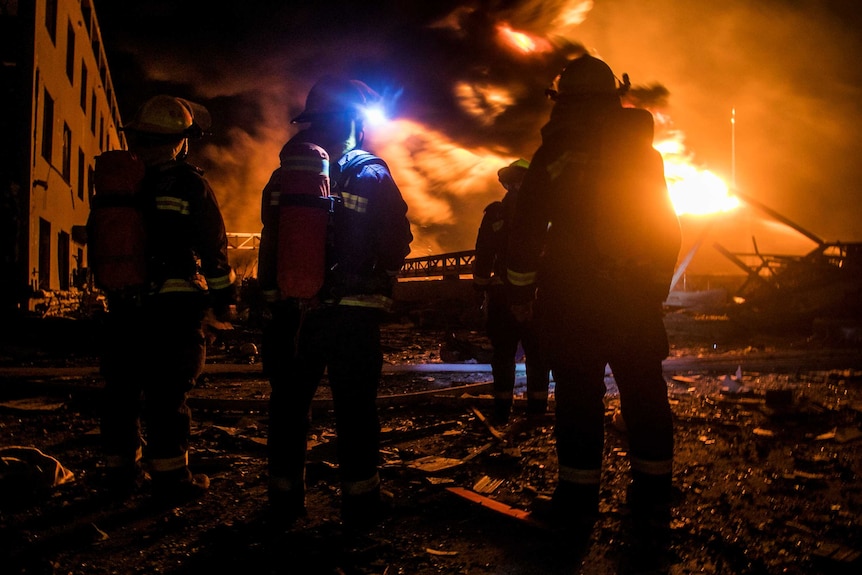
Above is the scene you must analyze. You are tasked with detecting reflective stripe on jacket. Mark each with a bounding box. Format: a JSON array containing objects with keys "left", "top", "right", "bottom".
[
  {"left": 473, "top": 199, "right": 508, "bottom": 290},
  {"left": 143, "top": 161, "right": 236, "bottom": 303}
]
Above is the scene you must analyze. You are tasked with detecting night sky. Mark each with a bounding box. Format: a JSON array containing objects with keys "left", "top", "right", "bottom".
[{"left": 93, "top": 0, "right": 862, "bottom": 274}]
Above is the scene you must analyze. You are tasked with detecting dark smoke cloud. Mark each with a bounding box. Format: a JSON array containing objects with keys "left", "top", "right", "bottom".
[
  {"left": 95, "top": 0, "right": 862, "bottom": 273},
  {"left": 625, "top": 84, "right": 670, "bottom": 109}
]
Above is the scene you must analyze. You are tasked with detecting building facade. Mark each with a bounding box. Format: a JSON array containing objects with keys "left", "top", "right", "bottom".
[{"left": 0, "top": 0, "right": 124, "bottom": 316}]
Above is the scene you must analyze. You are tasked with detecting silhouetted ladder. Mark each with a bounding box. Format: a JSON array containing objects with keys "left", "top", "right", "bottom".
[{"left": 399, "top": 250, "right": 475, "bottom": 279}]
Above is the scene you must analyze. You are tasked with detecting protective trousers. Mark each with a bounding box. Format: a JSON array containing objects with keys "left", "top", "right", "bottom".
[
  {"left": 538, "top": 280, "right": 673, "bottom": 498},
  {"left": 485, "top": 287, "right": 549, "bottom": 415},
  {"left": 100, "top": 294, "right": 206, "bottom": 480},
  {"left": 264, "top": 303, "right": 383, "bottom": 499}
]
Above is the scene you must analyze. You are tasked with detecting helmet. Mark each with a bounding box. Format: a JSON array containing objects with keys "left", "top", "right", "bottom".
[
  {"left": 549, "top": 54, "right": 618, "bottom": 99},
  {"left": 292, "top": 76, "right": 378, "bottom": 124},
  {"left": 498, "top": 158, "right": 530, "bottom": 185},
  {"left": 123, "top": 95, "right": 207, "bottom": 137}
]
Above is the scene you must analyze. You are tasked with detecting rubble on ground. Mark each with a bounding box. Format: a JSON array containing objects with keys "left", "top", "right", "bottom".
[{"left": 0, "top": 316, "right": 861, "bottom": 574}]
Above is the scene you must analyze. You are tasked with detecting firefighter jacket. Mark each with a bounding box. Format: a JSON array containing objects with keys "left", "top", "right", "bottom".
[
  {"left": 506, "top": 101, "right": 681, "bottom": 306},
  {"left": 141, "top": 160, "right": 236, "bottom": 311},
  {"left": 259, "top": 134, "right": 413, "bottom": 311},
  {"left": 473, "top": 192, "right": 513, "bottom": 291}
]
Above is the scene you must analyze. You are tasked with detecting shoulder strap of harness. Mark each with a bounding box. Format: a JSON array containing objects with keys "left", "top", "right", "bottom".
[{"left": 335, "top": 150, "right": 387, "bottom": 193}]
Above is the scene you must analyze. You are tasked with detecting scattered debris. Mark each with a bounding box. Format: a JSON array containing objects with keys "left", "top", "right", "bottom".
[
  {"left": 0, "top": 397, "right": 66, "bottom": 412},
  {"left": 91, "top": 523, "right": 109, "bottom": 542},
  {"left": 470, "top": 406, "right": 506, "bottom": 441},
  {"left": 1, "top": 320, "right": 861, "bottom": 574},
  {"left": 812, "top": 541, "right": 862, "bottom": 571},
  {"left": 714, "top": 193, "right": 862, "bottom": 331},
  {"left": 405, "top": 455, "right": 464, "bottom": 474},
  {"left": 816, "top": 427, "right": 862, "bottom": 443},
  {"left": 425, "top": 547, "right": 458, "bottom": 557},
  {"left": 438, "top": 332, "right": 493, "bottom": 363},
  {"left": 0, "top": 445, "right": 76, "bottom": 506},
  {"left": 472, "top": 475, "right": 504, "bottom": 494},
  {"left": 445, "top": 487, "right": 545, "bottom": 528}
]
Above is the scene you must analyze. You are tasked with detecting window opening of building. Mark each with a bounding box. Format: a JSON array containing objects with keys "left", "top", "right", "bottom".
[
  {"left": 62, "top": 122, "right": 72, "bottom": 183},
  {"left": 80, "top": 64, "right": 88, "bottom": 110},
  {"left": 90, "top": 92, "right": 96, "bottom": 133},
  {"left": 41, "top": 88, "right": 55, "bottom": 163},
  {"left": 45, "top": 0, "right": 58, "bottom": 44},
  {"left": 65, "top": 20, "right": 75, "bottom": 83},
  {"left": 58, "top": 230, "right": 70, "bottom": 291},
  {"left": 77, "top": 149, "right": 85, "bottom": 200},
  {"left": 38, "top": 218, "right": 51, "bottom": 291},
  {"left": 81, "top": 3, "right": 92, "bottom": 39}
]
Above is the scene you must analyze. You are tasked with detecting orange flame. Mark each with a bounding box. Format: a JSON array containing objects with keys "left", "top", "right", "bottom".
[
  {"left": 496, "top": 24, "right": 553, "bottom": 55},
  {"left": 213, "top": 105, "right": 739, "bottom": 264},
  {"left": 453, "top": 81, "right": 516, "bottom": 125},
  {"left": 652, "top": 115, "right": 739, "bottom": 216}
]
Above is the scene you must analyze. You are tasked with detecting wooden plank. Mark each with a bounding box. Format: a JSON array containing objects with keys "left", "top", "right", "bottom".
[{"left": 445, "top": 487, "right": 547, "bottom": 528}]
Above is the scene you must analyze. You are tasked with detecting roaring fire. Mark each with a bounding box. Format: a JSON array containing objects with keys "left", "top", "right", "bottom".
[
  {"left": 453, "top": 81, "right": 516, "bottom": 125},
  {"left": 496, "top": 24, "right": 553, "bottom": 55},
  {"left": 553, "top": 0, "right": 595, "bottom": 28},
  {"left": 216, "top": 105, "right": 737, "bottom": 265},
  {"left": 654, "top": 123, "right": 739, "bottom": 216},
  {"left": 215, "top": 0, "right": 743, "bottom": 271}
]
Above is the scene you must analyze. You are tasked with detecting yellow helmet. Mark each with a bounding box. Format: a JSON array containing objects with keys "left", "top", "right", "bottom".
[
  {"left": 123, "top": 95, "right": 209, "bottom": 137},
  {"left": 498, "top": 158, "right": 530, "bottom": 184}
]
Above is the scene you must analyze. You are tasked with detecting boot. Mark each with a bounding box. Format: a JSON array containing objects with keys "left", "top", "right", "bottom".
[
  {"left": 531, "top": 481, "right": 600, "bottom": 532},
  {"left": 341, "top": 486, "right": 392, "bottom": 530},
  {"left": 268, "top": 486, "right": 307, "bottom": 525},
  {"left": 101, "top": 463, "right": 149, "bottom": 500},
  {"left": 526, "top": 398, "right": 548, "bottom": 417},
  {"left": 626, "top": 474, "right": 674, "bottom": 534},
  {"left": 491, "top": 399, "right": 512, "bottom": 426},
  {"left": 151, "top": 468, "right": 209, "bottom": 504}
]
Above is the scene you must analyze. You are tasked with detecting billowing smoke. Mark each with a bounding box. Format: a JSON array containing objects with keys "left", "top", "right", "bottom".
[{"left": 96, "top": 0, "right": 862, "bottom": 274}]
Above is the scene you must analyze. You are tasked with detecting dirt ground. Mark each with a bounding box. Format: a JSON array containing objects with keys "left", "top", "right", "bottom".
[{"left": 1, "top": 310, "right": 861, "bottom": 575}]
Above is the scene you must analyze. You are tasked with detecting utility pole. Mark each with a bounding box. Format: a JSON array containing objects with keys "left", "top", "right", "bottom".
[{"left": 731, "top": 107, "right": 736, "bottom": 190}]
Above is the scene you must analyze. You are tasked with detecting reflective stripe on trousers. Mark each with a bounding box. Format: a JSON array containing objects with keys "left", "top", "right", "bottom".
[
  {"left": 631, "top": 456, "right": 673, "bottom": 476},
  {"left": 559, "top": 464, "right": 602, "bottom": 486}
]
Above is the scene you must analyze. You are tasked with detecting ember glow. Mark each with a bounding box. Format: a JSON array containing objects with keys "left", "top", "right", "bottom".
[
  {"left": 653, "top": 120, "right": 739, "bottom": 217},
  {"left": 369, "top": 108, "right": 740, "bottom": 255},
  {"left": 207, "top": 96, "right": 738, "bottom": 259},
  {"left": 99, "top": 0, "right": 862, "bottom": 275},
  {"left": 367, "top": 118, "right": 511, "bottom": 256},
  {"left": 496, "top": 24, "right": 553, "bottom": 55},
  {"left": 453, "top": 82, "right": 516, "bottom": 125},
  {"left": 553, "top": 0, "right": 595, "bottom": 28}
]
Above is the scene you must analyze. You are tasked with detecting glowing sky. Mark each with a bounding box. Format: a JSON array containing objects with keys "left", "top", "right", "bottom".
[{"left": 94, "top": 0, "right": 862, "bottom": 274}]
